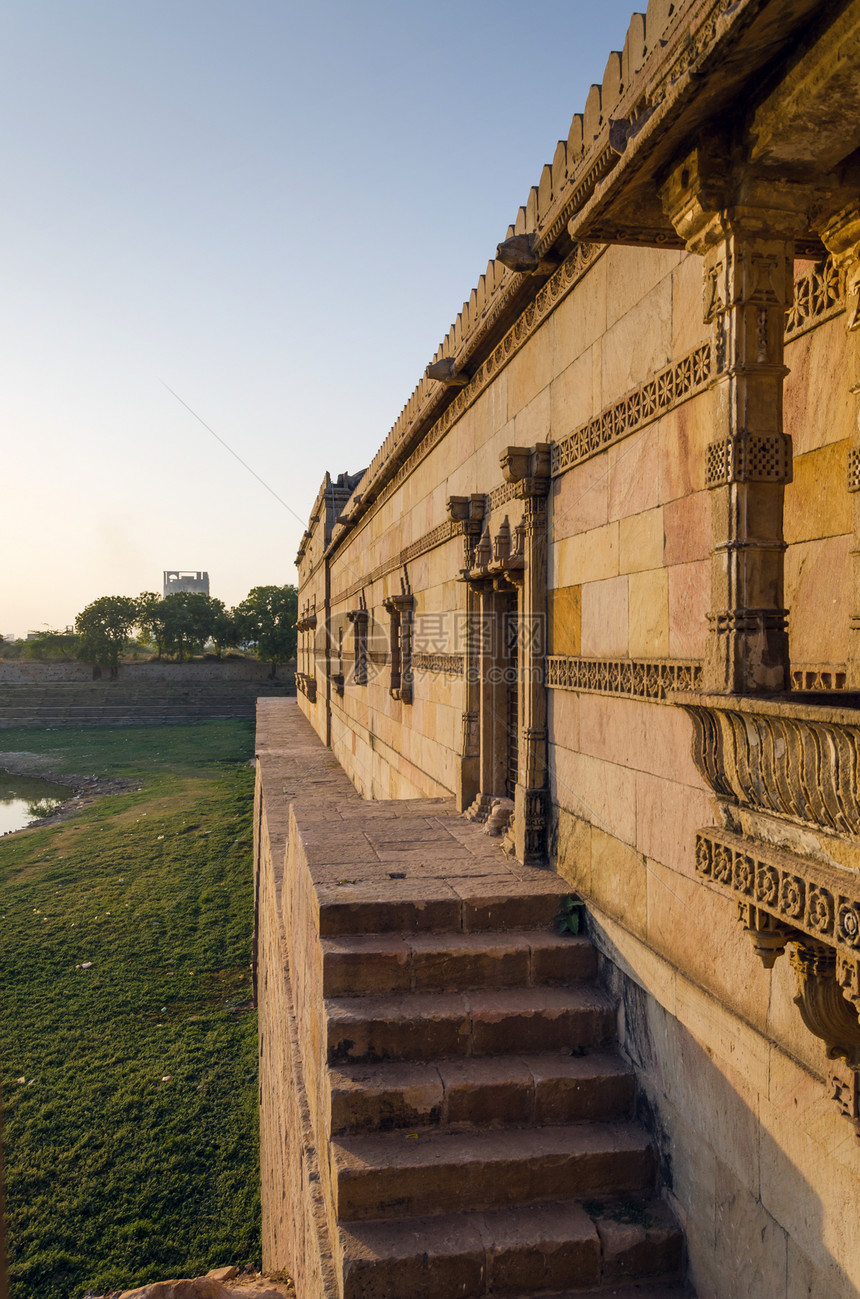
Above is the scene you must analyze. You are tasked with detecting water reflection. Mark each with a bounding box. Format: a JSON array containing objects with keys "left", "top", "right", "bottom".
[{"left": 0, "top": 771, "right": 74, "bottom": 834}]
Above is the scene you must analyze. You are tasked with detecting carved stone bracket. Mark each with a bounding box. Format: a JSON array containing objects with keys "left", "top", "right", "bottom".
[
  {"left": 295, "top": 672, "right": 317, "bottom": 704},
  {"left": 447, "top": 494, "right": 486, "bottom": 571},
  {"left": 697, "top": 826, "right": 860, "bottom": 1124}
]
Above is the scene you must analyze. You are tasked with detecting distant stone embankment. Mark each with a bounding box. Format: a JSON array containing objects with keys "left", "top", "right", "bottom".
[{"left": 0, "top": 662, "right": 294, "bottom": 727}]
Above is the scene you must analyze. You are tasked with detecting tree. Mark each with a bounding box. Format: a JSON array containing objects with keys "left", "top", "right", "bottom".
[
  {"left": 136, "top": 592, "right": 168, "bottom": 659},
  {"left": 21, "top": 629, "right": 80, "bottom": 661},
  {"left": 75, "top": 596, "right": 139, "bottom": 678},
  {"left": 159, "top": 592, "right": 216, "bottom": 662},
  {"left": 234, "top": 584, "right": 297, "bottom": 676},
  {"left": 207, "top": 598, "right": 238, "bottom": 659}
]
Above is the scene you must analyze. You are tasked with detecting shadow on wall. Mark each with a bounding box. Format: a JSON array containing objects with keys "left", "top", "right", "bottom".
[{"left": 596, "top": 936, "right": 857, "bottom": 1299}]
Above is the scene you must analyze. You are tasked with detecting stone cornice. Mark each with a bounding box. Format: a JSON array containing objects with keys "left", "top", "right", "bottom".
[
  {"left": 326, "top": 242, "right": 604, "bottom": 562},
  {"left": 307, "top": 0, "right": 841, "bottom": 582}
]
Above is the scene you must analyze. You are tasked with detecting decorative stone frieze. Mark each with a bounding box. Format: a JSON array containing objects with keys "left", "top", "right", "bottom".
[
  {"left": 547, "top": 656, "right": 703, "bottom": 700},
  {"left": 790, "top": 665, "right": 847, "bottom": 693},
  {"left": 412, "top": 653, "right": 464, "bottom": 675},
  {"left": 680, "top": 693, "right": 860, "bottom": 841},
  {"left": 551, "top": 342, "right": 712, "bottom": 477},
  {"left": 784, "top": 257, "right": 843, "bottom": 341}
]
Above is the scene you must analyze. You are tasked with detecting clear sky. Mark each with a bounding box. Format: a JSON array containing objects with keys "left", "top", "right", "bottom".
[{"left": 1, "top": 1, "right": 637, "bottom": 637}]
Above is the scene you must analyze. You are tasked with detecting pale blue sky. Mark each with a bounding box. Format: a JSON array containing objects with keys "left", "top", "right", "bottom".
[{"left": 1, "top": 1, "right": 636, "bottom": 636}]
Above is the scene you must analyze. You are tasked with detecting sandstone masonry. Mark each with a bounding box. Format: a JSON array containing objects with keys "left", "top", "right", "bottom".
[{"left": 259, "top": 2, "right": 860, "bottom": 1296}]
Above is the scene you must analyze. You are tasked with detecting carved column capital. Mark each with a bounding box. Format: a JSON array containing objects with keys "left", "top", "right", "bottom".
[
  {"left": 499, "top": 443, "right": 551, "bottom": 496},
  {"left": 820, "top": 202, "right": 860, "bottom": 331}
]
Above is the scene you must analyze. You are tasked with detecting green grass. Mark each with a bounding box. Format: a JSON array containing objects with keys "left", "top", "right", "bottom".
[{"left": 0, "top": 721, "right": 261, "bottom": 1299}]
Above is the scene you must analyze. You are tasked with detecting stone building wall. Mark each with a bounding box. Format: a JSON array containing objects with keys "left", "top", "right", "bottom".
[{"left": 287, "top": 1, "right": 860, "bottom": 1295}]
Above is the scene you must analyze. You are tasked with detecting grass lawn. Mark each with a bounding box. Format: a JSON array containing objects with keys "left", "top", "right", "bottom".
[{"left": 0, "top": 720, "right": 261, "bottom": 1299}]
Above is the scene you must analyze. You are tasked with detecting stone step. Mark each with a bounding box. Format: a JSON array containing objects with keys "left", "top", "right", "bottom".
[
  {"left": 316, "top": 876, "right": 570, "bottom": 937},
  {"left": 328, "top": 1051, "right": 635, "bottom": 1135},
  {"left": 520, "top": 1289, "right": 691, "bottom": 1299},
  {"left": 331, "top": 1122, "right": 655, "bottom": 1222},
  {"left": 519, "top": 1289, "right": 691, "bottom": 1298},
  {"left": 326, "top": 986, "right": 616, "bottom": 1065},
  {"left": 322, "top": 931, "right": 597, "bottom": 996},
  {"left": 338, "top": 1197, "right": 683, "bottom": 1299}
]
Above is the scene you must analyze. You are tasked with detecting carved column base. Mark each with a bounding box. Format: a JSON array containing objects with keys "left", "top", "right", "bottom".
[
  {"left": 465, "top": 792, "right": 494, "bottom": 824},
  {"left": 485, "top": 798, "right": 514, "bottom": 838},
  {"left": 455, "top": 754, "right": 479, "bottom": 814},
  {"left": 704, "top": 610, "right": 789, "bottom": 695},
  {"left": 512, "top": 784, "right": 548, "bottom": 866}
]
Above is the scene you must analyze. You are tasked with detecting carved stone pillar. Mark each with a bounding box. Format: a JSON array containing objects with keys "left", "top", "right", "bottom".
[
  {"left": 820, "top": 203, "right": 860, "bottom": 690},
  {"left": 661, "top": 150, "right": 802, "bottom": 694},
  {"left": 499, "top": 443, "right": 551, "bottom": 865},
  {"left": 382, "top": 591, "right": 414, "bottom": 704},
  {"left": 346, "top": 608, "right": 368, "bottom": 686},
  {"left": 448, "top": 495, "right": 486, "bottom": 811}
]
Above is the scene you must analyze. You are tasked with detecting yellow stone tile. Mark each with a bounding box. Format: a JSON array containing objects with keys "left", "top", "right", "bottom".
[
  {"left": 548, "top": 585, "right": 581, "bottom": 655},
  {"left": 784, "top": 439, "right": 852, "bottom": 543},
  {"left": 619, "top": 507, "right": 664, "bottom": 574},
  {"left": 590, "top": 826, "right": 647, "bottom": 936},
  {"left": 552, "top": 520, "right": 619, "bottom": 586},
  {"left": 628, "top": 568, "right": 669, "bottom": 657}
]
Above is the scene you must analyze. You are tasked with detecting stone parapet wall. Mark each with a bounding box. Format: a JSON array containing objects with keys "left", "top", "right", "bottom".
[
  {"left": 0, "top": 659, "right": 284, "bottom": 684},
  {"left": 290, "top": 3, "right": 860, "bottom": 1295}
]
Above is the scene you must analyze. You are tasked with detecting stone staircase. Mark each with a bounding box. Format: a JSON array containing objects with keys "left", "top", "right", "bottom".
[
  {"left": 0, "top": 680, "right": 294, "bottom": 727},
  {"left": 314, "top": 892, "right": 691, "bottom": 1299}
]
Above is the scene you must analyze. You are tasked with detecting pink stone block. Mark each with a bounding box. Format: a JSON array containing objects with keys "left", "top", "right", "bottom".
[
  {"left": 635, "top": 770, "right": 717, "bottom": 878},
  {"left": 550, "top": 455, "right": 609, "bottom": 541},
  {"left": 663, "top": 491, "right": 711, "bottom": 565},
  {"left": 581, "top": 576, "right": 629, "bottom": 656},
  {"left": 608, "top": 427, "right": 660, "bottom": 521},
  {"left": 668, "top": 560, "right": 709, "bottom": 658},
  {"left": 785, "top": 534, "right": 851, "bottom": 664},
  {"left": 577, "top": 694, "right": 707, "bottom": 789}
]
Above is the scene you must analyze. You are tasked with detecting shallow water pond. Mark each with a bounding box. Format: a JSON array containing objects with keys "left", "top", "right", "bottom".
[{"left": 0, "top": 771, "right": 74, "bottom": 834}]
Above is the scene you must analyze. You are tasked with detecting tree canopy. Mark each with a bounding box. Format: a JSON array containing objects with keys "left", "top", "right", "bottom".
[
  {"left": 75, "top": 596, "right": 140, "bottom": 677},
  {"left": 234, "top": 585, "right": 298, "bottom": 676},
  {"left": 30, "top": 583, "right": 297, "bottom": 672}
]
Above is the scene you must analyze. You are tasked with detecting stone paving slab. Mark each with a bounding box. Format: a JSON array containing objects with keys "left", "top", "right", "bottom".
[{"left": 256, "top": 699, "right": 567, "bottom": 906}]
